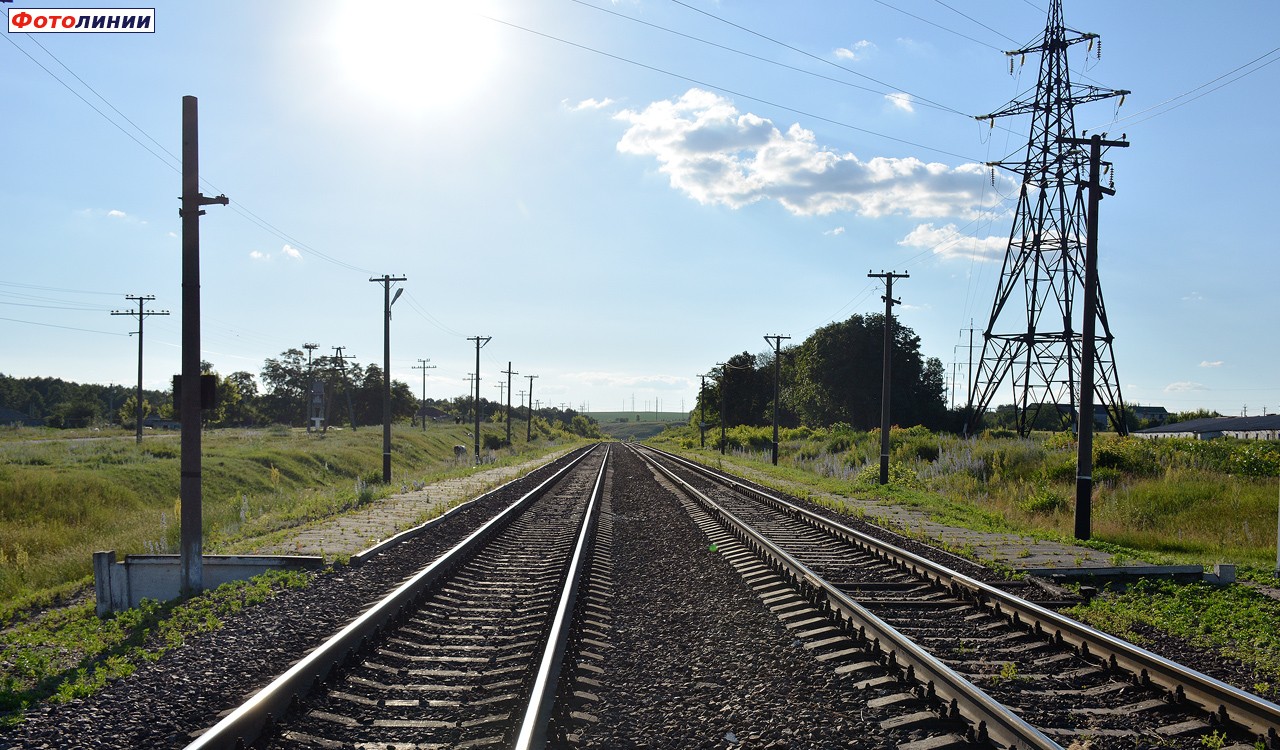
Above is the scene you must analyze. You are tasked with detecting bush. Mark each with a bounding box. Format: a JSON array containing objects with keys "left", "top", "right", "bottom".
[
  {"left": 482, "top": 434, "right": 508, "bottom": 450},
  {"left": 1018, "top": 484, "right": 1068, "bottom": 514}
]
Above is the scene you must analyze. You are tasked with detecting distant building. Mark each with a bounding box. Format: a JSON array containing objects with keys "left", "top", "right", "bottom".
[
  {"left": 0, "top": 407, "right": 43, "bottom": 427},
  {"left": 1135, "top": 415, "right": 1280, "bottom": 441},
  {"left": 142, "top": 415, "right": 181, "bottom": 430}
]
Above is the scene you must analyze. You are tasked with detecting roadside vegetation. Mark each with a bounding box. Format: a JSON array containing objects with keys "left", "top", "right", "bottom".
[
  {"left": 0, "top": 419, "right": 596, "bottom": 721},
  {"left": 649, "top": 423, "right": 1280, "bottom": 696}
]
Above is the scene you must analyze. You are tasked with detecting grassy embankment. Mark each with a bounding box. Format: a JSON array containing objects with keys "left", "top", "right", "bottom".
[
  {"left": 0, "top": 421, "right": 588, "bottom": 719},
  {"left": 649, "top": 423, "right": 1280, "bottom": 698}
]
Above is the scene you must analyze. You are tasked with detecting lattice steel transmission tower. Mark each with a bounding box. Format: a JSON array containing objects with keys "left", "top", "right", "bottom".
[{"left": 967, "top": 0, "right": 1129, "bottom": 437}]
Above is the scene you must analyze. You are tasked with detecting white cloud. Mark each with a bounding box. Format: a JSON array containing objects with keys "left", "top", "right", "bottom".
[
  {"left": 281, "top": 244, "right": 302, "bottom": 260},
  {"left": 614, "top": 88, "right": 1003, "bottom": 218},
  {"left": 568, "top": 97, "right": 616, "bottom": 111},
  {"left": 834, "top": 40, "right": 875, "bottom": 61},
  {"left": 898, "top": 222, "right": 1006, "bottom": 261},
  {"left": 1199, "top": 360, "right": 1224, "bottom": 368},
  {"left": 249, "top": 250, "right": 268, "bottom": 260},
  {"left": 1164, "top": 381, "right": 1208, "bottom": 393},
  {"left": 885, "top": 93, "right": 914, "bottom": 113},
  {"left": 824, "top": 226, "right": 846, "bottom": 236},
  {"left": 1182, "top": 291, "right": 1205, "bottom": 302},
  {"left": 106, "top": 209, "right": 127, "bottom": 219}
]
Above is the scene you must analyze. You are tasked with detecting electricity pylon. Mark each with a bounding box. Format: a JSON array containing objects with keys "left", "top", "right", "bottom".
[{"left": 967, "top": 0, "right": 1130, "bottom": 437}]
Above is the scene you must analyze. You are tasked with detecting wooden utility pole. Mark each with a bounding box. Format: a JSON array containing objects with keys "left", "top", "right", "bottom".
[
  {"left": 412, "top": 359, "right": 436, "bottom": 430},
  {"left": 1059, "top": 133, "right": 1128, "bottom": 540},
  {"left": 468, "top": 336, "right": 491, "bottom": 463},
  {"left": 179, "top": 95, "right": 228, "bottom": 596},
  {"left": 111, "top": 295, "right": 168, "bottom": 443},
  {"left": 502, "top": 362, "right": 517, "bottom": 446},
  {"left": 763, "top": 334, "right": 790, "bottom": 465},
  {"left": 526, "top": 374, "right": 538, "bottom": 442},
  {"left": 370, "top": 275, "right": 406, "bottom": 482},
  {"left": 868, "top": 271, "right": 908, "bottom": 485},
  {"left": 303, "top": 343, "right": 319, "bottom": 432}
]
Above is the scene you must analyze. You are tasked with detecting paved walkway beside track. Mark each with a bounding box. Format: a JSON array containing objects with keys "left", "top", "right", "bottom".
[
  {"left": 247, "top": 448, "right": 575, "bottom": 560},
  {"left": 248, "top": 443, "right": 1228, "bottom": 585}
]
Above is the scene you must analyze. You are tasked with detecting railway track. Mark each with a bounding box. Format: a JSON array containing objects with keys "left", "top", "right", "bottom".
[
  {"left": 184, "top": 444, "right": 610, "bottom": 750},
  {"left": 632, "top": 444, "right": 1280, "bottom": 749}
]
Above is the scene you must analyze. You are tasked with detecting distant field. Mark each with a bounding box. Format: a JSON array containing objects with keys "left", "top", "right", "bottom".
[{"left": 587, "top": 411, "right": 689, "bottom": 424}]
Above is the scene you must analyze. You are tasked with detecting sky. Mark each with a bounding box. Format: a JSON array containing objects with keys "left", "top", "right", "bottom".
[{"left": 3, "top": 0, "right": 1279, "bottom": 419}]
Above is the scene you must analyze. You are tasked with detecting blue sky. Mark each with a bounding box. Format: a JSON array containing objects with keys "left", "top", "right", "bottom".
[{"left": 3, "top": 1, "right": 1278, "bottom": 418}]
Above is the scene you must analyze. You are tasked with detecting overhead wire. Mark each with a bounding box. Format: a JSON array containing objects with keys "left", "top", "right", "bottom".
[
  {"left": 667, "top": 0, "right": 971, "bottom": 117},
  {"left": 484, "top": 13, "right": 981, "bottom": 162},
  {"left": 569, "top": 0, "right": 959, "bottom": 119}
]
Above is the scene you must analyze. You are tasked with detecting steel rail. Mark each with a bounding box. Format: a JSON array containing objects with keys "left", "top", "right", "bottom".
[
  {"left": 639, "top": 445, "right": 1280, "bottom": 744},
  {"left": 513, "top": 444, "right": 610, "bottom": 749},
  {"left": 633, "top": 445, "right": 1059, "bottom": 750},
  {"left": 184, "top": 444, "right": 602, "bottom": 750}
]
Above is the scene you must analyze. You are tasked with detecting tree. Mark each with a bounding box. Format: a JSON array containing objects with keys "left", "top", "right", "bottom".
[
  {"left": 259, "top": 349, "right": 308, "bottom": 425},
  {"left": 117, "top": 394, "right": 152, "bottom": 429},
  {"left": 785, "top": 313, "right": 947, "bottom": 431}
]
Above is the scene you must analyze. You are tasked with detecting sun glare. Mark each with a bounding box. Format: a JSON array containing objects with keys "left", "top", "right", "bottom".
[{"left": 326, "top": 2, "right": 500, "bottom": 116}]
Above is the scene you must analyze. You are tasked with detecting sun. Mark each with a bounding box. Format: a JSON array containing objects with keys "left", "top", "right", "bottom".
[{"left": 325, "top": 2, "right": 500, "bottom": 116}]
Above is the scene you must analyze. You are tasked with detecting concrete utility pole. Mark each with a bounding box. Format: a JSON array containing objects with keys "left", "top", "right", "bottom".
[
  {"left": 468, "top": 336, "right": 491, "bottom": 463},
  {"left": 178, "top": 95, "right": 228, "bottom": 597},
  {"left": 111, "top": 295, "right": 168, "bottom": 444},
  {"left": 868, "top": 271, "right": 908, "bottom": 485},
  {"left": 526, "top": 374, "right": 538, "bottom": 442},
  {"left": 413, "top": 359, "right": 436, "bottom": 431},
  {"left": 763, "top": 334, "right": 791, "bottom": 465},
  {"left": 1059, "top": 133, "right": 1128, "bottom": 541},
  {"left": 699, "top": 373, "right": 709, "bottom": 449},
  {"left": 502, "top": 362, "right": 517, "bottom": 446},
  {"left": 370, "top": 275, "right": 406, "bottom": 483}
]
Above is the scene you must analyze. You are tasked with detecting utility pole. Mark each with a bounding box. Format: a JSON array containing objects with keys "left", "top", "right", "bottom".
[
  {"left": 525, "top": 374, "right": 538, "bottom": 442},
  {"left": 501, "top": 362, "right": 517, "bottom": 446},
  {"left": 412, "top": 359, "right": 436, "bottom": 431},
  {"left": 969, "top": 0, "right": 1129, "bottom": 438},
  {"left": 763, "top": 334, "right": 790, "bottom": 465},
  {"left": 965, "top": 320, "right": 975, "bottom": 438},
  {"left": 370, "top": 275, "right": 406, "bottom": 483},
  {"left": 1059, "top": 133, "right": 1128, "bottom": 541},
  {"left": 699, "top": 373, "right": 709, "bottom": 448},
  {"left": 111, "top": 295, "right": 168, "bottom": 444},
  {"left": 178, "top": 95, "right": 228, "bottom": 597},
  {"left": 716, "top": 363, "right": 728, "bottom": 455},
  {"left": 869, "top": 271, "right": 908, "bottom": 485},
  {"left": 331, "top": 346, "right": 357, "bottom": 432},
  {"left": 468, "top": 336, "right": 491, "bottom": 463},
  {"left": 303, "top": 343, "right": 319, "bottom": 432}
]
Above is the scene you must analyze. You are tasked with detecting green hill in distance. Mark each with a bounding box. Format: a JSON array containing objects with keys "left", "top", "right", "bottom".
[{"left": 588, "top": 411, "right": 689, "bottom": 441}]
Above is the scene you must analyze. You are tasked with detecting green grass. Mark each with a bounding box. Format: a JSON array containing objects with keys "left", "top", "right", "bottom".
[
  {"left": 0, "top": 569, "right": 311, "bottom": 721},
  {"left": 0, "top": 422, "right": 589, "bottom": 722},
  {"left": 0, "top": 423, "right": 584, "bottom": 617},
  {"left": 647, "top": 424, "right": 1280, "bottom": 698}
]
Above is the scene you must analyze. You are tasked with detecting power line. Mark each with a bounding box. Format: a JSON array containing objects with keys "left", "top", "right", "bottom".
[
  {"left": 928, "top": 0, "right": 1022, "bottom": 46},
  {"left": 569, "top": 0, "right": 963, "bottom": 119},
  {"left": 484, "top": 13, "right": 981, "bottom": 162},
  {"left": 1087, "top": 46, "right": 1280, "bottom": 132},
  {"left": 667, "top": 0, "right": 971, "bottom": 118},
  {"left": 0, "top": 315, "right": 127, "bottom": 336}
]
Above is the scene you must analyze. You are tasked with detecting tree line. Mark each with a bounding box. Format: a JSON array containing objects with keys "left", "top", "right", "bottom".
[
  {"left": 695, "top": 313, "right": 951, "bottom": 434},
  {"left": 0, "top": 348, "right": 603, "bottom": 437},
  {"left": 693, "top": 313, "right": 1205, "bottom": 435}
]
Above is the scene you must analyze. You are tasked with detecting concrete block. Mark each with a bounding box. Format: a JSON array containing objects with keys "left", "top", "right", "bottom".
[{"left": 93, "top": 552, "right": 324, "bottom": 616}]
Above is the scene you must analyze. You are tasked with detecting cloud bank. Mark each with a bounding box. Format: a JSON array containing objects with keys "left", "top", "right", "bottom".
[{"left": 614, "top": 89, "right": 998, "bottom": 218}]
